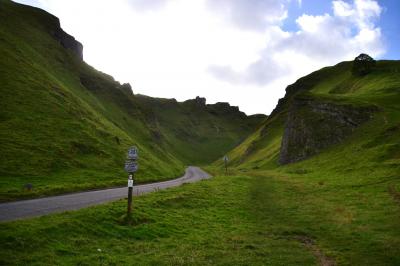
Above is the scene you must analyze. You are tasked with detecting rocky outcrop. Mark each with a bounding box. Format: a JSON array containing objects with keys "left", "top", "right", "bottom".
[
  {"left": 8, "top": 0, "right": 83, "bottom": 60},
  {"left": 207, "top": 102, "right": 244, "bottom": 117},
  {"left": 120, "top": 83, "right": 133, "bottom": 95},
  {"left": 268, "top": 66, "right": 334, "bottom": 119},
  {"left": 195, "top": 96, "right": 206, "bottom": 106},
  {"left": 183, "top": 96, "right": 206, "bottom": 107},
  {"left": 212, "top": 102, "right": 239, "bottom": 112},
  {"left": 51, "top": 25, "right": 83, "bottom": 60},
  {"left": 279, "top": 96, "right": 377, "bottom": 164}
]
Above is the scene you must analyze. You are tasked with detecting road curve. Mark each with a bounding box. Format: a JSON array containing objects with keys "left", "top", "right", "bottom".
[{"left": 0, "top": 166, "right": 211, "bottom": 222}]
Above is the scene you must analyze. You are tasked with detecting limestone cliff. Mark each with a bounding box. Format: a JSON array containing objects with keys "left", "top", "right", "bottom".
[{"left": 279, "top": 96, "right": 377, "bottom": 164}]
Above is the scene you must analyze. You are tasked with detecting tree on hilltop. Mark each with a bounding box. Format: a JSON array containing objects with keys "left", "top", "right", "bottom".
[{"left": 352, "top": 53, "right": 376, "bottom": 76}]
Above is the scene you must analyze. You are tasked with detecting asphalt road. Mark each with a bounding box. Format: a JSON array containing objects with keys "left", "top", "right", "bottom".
[{"left": 0, "top": 166, "right": 211, "bottom": 222}]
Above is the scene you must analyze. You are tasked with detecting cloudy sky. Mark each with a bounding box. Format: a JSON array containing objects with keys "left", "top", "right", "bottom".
[{"left": 15, "top": 0, "right": 400, "bottom": 115}]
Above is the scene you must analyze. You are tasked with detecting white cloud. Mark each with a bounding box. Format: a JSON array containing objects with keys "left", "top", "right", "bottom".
[
  {"left": 333, "top": 0, "right": 355, "bottom": 17},
  {"left": 206, "top": 0, "right": 289, "bottom": 31},
  {"left": 126, "top": 0, "right": 168, "bottom": 11},
  {"left": 209, "top": 0, "right": 385, "bottom": 90},
  {"left": 13, "top": 0, "right": 385, "bottom": 115},
  {"left": 333, "top": 0, "right": 381, "bottom": 29}
]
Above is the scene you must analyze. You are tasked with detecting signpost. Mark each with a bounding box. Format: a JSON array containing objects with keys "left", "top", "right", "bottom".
[
  {"left": 223, "top": 155, "right": 229, "bottom": 174},
  {"left": 125, "top": 146, "right": 138, "bottom": 217},
  {"left": 124, "top": 160, "right": 138, "bottom": 173}
]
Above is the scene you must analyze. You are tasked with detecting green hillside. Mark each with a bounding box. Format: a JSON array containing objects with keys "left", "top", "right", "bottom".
[
  {"left": 0, "top": 0, "right": 265, "bottom": 201},
  {"left": 1, "top": 1, "right": 400, "bottom": 264},
  {"left": 219, "top": 59, "right": 400, "bottom": 173},
  {"left": 204, "top": 58, "right": 400, "bottom": 265}
]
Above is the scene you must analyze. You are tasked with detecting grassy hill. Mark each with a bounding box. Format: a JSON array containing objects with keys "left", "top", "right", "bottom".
[
  {"left": 0, "top": 0, "right": 265, "bottom": 201},
  {"left": 194, "top": 59, "right": 400, "bottom": 265},
  {"left": 1, "top": 1, "right": 400, "bottom": 264},
  {"left": 217, "top": 59, "right": 400, "bottom": 174}
]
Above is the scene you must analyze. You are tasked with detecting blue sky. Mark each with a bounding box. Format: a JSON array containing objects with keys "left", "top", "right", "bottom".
[
  {"left": 378, "top": 0, "right": 400, "bottom": 59},
  {"left": 283, "top": 0, "right": 399, "bottom": 59},
  {"left": 13, "top": 0, "right": 400, "bottom": 115}
]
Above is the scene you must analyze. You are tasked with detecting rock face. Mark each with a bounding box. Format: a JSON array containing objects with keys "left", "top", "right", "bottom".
[
  {"left": 195, "top": 96, "right": 206, "bottom": 106},
  {"left": 279, "top": 96, "right": 376, "bottom": 164},
  {"left": 120, "top": 83, "right": 133, "bottom": 95},
  {"left": 183, "top": 96, "right": 206, "bottom": 107},
  {"left": 213, "top": 102, "right": 240, "bottom": 112},
  {"left": 207, "top": 102, "right": 244, "bottom": 117},
  {"left": 50, "top": 19, "right": 83, "bottom": 60}
]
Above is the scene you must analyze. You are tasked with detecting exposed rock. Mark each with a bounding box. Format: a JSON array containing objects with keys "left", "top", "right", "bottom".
[
  {"left": 207, "top": 102, "right": 244, "bottom": 117},
  {"left": 240, "top": 141, "right": 256, "bottom": 163},
  {"left": 249, "top": 114, "right": 268, "bottom": 120},
  {"left": 279, "top": 96, "right": 377, "bottom": 164},
  {"left": 268, "top": 68, "right": 330, "bottom": 119},
  {"left": 12, "top": 1, "right": 84, "bottom": 60},
  {"left": 121, "top": 83, "right": 133, "bottom": 95},
  {"left": 79, "top": 72, "right": 119, "bottom": 92},
  {"left": 80, "top": 75, "right": 104, "bottom": 91},
  {"left": 195, "top": 96, "right": 206, "bottom": 106},
  {"left": 214, "top": 102, "right": 239, "bottom": 111},
  {"left": 269, "top": 97, "right": 288, "bottom": 118},
  {"left": 50, "top": 19, "right": 83, "bottom": 60},
  {"left": 183, "top": 96, "right": 206, "bottom": 107}
]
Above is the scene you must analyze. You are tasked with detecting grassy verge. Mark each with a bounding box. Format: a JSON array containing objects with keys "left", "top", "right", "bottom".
[
  {"left": 0, "top": 167, "right": 186, "bottom": 202},
  {"left": 2, "top": 169, "right": 400, "bottom": 265}
]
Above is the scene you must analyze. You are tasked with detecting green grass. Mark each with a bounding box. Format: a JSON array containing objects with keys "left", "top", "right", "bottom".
[
  {"left": 1, "top": 1, "right": 400, "bottom": 264},
  {"left": 220, "top": 59, "right": 400, "bottom": 171},
  {"left": 1, "top": 168, "right": 399, "bottom": 265},
  {"left": 0, "top": 0, "right": 263, "bottom": 201},
  {"left": 201, "top": 59, "right": 400, "bottom": 264}
]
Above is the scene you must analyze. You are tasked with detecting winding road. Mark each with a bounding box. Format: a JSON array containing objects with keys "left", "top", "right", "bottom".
[{"left": 0, "top": 166, "right": 211, "bottom": 222}]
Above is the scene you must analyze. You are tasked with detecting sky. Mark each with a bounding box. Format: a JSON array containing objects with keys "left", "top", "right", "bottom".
[{"left": 14, "top": 0, "right": 400, "bottom": 115}]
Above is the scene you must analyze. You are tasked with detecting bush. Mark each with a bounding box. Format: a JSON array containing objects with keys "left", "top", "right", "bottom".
[{"left": 352, "top": 53, "right": 376, "bottom": 76}]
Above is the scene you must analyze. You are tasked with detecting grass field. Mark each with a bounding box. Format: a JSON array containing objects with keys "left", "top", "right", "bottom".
[{"left": 1, "top": 167, "right": 399, "bottom": 265}]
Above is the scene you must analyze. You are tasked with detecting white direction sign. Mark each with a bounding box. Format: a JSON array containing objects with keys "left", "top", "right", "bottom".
[
  {"left": 223, "top": 155, "right": 229, "bottom": 162},
  {"left": 127, "top": 146, "right": 138, "bottom": 160},
  {"left": 125, "top": 161, "right": 138, "bottom": 173}
]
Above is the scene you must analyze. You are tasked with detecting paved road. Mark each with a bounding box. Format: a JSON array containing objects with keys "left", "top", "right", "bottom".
[{"left": 0, "top": 166, "right": 211, "bottom": 222}]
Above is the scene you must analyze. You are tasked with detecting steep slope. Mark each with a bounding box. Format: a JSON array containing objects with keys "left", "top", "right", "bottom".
[
  {"left": 207, "top": 59, "right": 400, "bottom": 265},
  {"left": 0, "top": 0, "right": 265, "bottom": 200},
  {"left": 135, "top": 95, "right": 266, "bottom": 164},
  {"left": 219, "top": 59, "right": 400, "bottom": 174}
]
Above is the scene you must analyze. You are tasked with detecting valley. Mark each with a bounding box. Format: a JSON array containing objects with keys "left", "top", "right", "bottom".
[
  {"left": 0, "top": 0, "right": 399, "bottom": 265},
  {"left": 0, "top": 0, "right": 264, "bottom": 201}
]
